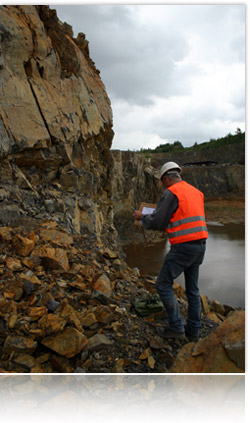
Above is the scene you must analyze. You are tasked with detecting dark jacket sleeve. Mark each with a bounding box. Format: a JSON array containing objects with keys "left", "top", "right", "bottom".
[{"left": 142, "top": 190, "right": 178, "bottom": 230}]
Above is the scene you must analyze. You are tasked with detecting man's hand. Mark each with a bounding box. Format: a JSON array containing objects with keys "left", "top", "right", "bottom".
[{"left": 133, "top": 210, "right": 143, "bottom": 220}]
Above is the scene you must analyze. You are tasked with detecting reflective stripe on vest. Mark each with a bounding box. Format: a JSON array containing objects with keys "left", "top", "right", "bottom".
[
  {"left": 167, "top": 215, "right": 206, "bottom": 229},
  {"left": 166, "top": 181, "right": 208, "bottom": 244},
  {"left": 168, "top": 225, "right": 208, "bottom": 239}
]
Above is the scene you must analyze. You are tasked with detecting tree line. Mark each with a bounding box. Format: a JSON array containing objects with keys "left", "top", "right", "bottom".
[{"left": 138, "top": 128, "right": 245, "bottom": 154}]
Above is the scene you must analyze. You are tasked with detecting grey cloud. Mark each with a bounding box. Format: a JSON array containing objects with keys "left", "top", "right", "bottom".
[
  {"left": 52, "top": 4, "right": 245, "bottom": 148},
  {"left": 53, "top": 5, "right": 191, "bottom": 105},
  {"left": 53, "top": 4, "right": 245, "bottom": 107},
  {"left": 230, "top": 35, "right": 245, "bottom": 63}
]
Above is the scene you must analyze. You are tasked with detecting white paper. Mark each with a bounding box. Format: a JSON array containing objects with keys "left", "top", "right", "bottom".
[{"left": 142, "top": 206, "right": 155, "bottom": 215}]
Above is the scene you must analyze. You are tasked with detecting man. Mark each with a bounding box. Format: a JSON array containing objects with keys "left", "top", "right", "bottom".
[{"left": 133, "top": 161, "right": 208, "bottom": 342}]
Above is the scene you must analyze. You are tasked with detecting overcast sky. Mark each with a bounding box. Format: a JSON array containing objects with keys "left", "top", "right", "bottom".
[{"left": 51, "top": 2, "right": 245, "bottom": 151}]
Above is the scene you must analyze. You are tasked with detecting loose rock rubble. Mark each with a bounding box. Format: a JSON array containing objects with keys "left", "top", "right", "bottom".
[{"left": 0, "top": 221, "right": 244, "bottom": 373}]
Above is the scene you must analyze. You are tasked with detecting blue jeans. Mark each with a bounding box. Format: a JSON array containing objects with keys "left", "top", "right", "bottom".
[{"left": 156, "top": 241, "right": 206, "bottom": 337}]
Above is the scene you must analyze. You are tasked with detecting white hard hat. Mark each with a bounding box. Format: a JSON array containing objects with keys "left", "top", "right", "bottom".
[{"left": 160, "top": 161, "right": 182, "bottom": 179}]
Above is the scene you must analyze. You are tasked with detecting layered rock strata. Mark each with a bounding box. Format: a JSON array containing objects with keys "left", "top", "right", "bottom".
[{"left": 0, "top": 5, "right": 115, "bottom": 247}]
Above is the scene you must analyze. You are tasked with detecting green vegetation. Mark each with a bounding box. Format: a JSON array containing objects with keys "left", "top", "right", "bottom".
[
  {"left": 138, "top": 129, "right": 245, "bottom": 154},
  {"left": 189, "top": 128, "right": 245, "bottom": 151},
  {"left": 139, "top": 140, "right": 184, "bottom": 154}
]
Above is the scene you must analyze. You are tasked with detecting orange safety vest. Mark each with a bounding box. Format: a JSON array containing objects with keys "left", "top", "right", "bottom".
[{"left": 166, "top": 181, "right": 208, "bottom": 244}]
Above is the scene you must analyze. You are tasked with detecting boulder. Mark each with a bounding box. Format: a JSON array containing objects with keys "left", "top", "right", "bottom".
[
  {"left": 200, "top": 294, "right": 210, "bottom": 315},
  {"left": 171, "top": 310, "right": 245, "bottom": 373},
  {"left": 94, "top": 274, "right": 112, "bottom": 296},
  {"left": 12, "top": 234, "right": 35, "bottom": 257},
  {"left": 5, "top": 257, "right": 22, "bottom": 271},
  {"left": 37, "top": 246, "right": 70, "bottom": 272},
  {"left": 38, "top": 228, "right": 74, "bottom": 246},
  {"left": 4, "top": 334, "right": 37, "bottom": 354},
  {"left": 83, "top": 333, "right": 114, "bottom": 352},
  {"left": 0, "top": 227, "right": 12, "bottom": 241},
  {"left": 41, "top": 327, "right": 88, "bottom": 358},
  {"left": 210, "top": 299, "right": 226, "bottom": 315},
  {"left": 13, "top": 353, "right": 42, "bottom": 372},
  {"left": 38, "top": 314, "right": 67, "bottom": 337}
]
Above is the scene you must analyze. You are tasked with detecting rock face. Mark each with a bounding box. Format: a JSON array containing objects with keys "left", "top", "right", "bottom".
[
  {"left": 111, "top": 150, "right": 164, "bottom": 243},
  {"left": 181, "top": 165, "right": 244, "bottom": 199},
  {"left": 1, "top": 5, "right": 112, "bottom": 151},
  {"left": 0, "top": 5, "right": 115, "bottom": 246}
]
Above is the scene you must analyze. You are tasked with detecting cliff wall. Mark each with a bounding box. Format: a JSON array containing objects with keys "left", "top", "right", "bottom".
[
  {"left": 0, "top": 5, "right": 115, "bottom": 248},
  {"left": 181, "top": 164, "right": 244, "bottom": 199},
  {"left": 111, "top": 150, "right": 161, "bottom": 243}
]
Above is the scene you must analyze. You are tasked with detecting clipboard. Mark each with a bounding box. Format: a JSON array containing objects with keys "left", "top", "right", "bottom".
[{"left": 134, "top": 202, "right": 156, "bottom": 226}]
